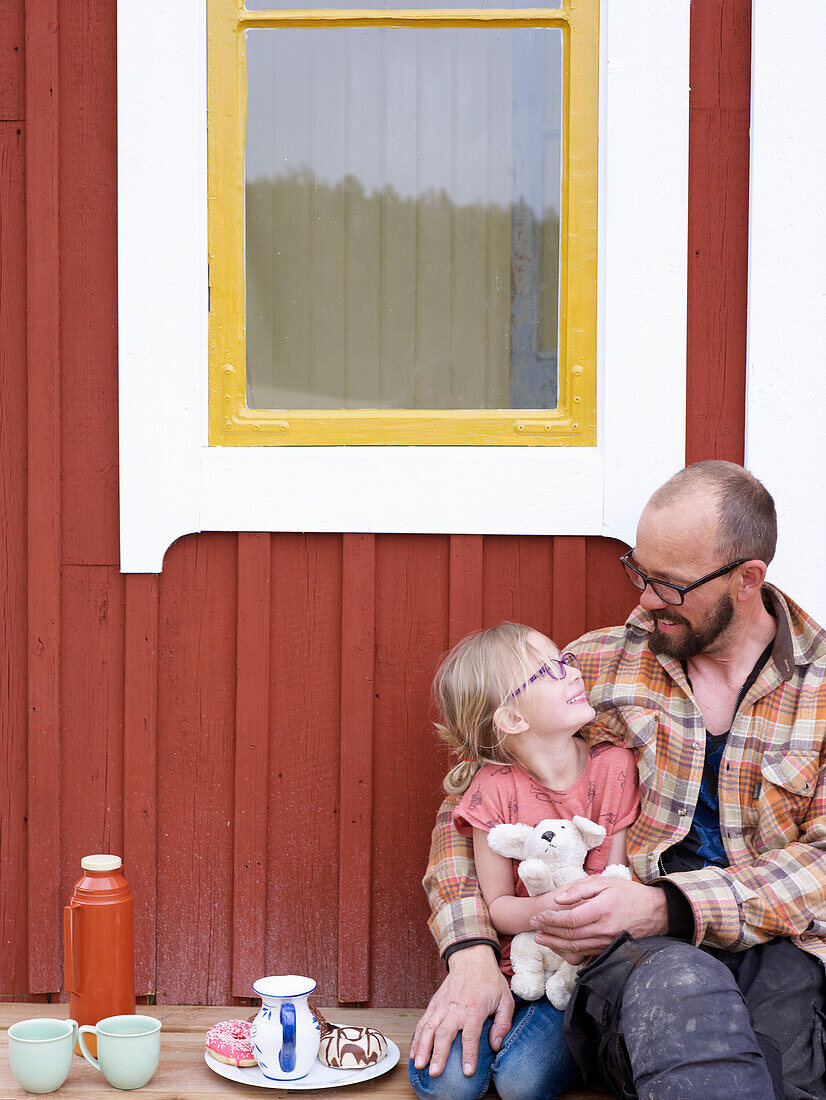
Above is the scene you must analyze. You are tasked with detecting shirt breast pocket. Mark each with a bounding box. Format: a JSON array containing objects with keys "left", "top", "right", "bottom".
[
  {"left": 600, "top": 705, "right": 659, "bottom": 794},
  {"left": 754, "top": 750, "right": 819, "bottom": 847}
]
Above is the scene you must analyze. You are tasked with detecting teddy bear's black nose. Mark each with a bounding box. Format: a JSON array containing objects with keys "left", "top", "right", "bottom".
[{"left": 541, "top": 830, "right": 556, "bottom": 844}]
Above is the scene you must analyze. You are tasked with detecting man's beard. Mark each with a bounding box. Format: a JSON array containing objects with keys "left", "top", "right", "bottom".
[{"left": 649, "top": 592, "right": 735, "bottom": 660}]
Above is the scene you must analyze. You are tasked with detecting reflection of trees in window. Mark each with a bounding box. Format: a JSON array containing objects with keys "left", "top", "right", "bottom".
[{"left": 246, "top": 171, "right": 560, "bottom": 412}]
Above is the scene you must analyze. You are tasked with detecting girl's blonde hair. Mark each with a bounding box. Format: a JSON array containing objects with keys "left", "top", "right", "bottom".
[{"left": 434, "top": 622, "right": 549, "bottom": 795}]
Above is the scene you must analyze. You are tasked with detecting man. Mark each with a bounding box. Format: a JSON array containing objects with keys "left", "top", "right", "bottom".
[{"left": 411, "top": 461, "right": 826, "bottom": 1098}]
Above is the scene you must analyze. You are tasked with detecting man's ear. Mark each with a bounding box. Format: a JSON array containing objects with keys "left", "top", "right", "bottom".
[
  {"left": 493, "top": 702, "right": 529, "bottom": 738},
  {"left": 737, "top": 559, "right": 768, "bottom": 602}
]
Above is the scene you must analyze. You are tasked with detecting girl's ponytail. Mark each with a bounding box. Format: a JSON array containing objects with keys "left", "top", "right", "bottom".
[{"left": 441, "top": 757, "right": 480, "bottom": 796}]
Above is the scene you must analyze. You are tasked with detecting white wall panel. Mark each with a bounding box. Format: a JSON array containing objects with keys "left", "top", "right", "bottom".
[{"left": 747, "top": 2, "right": 826, "bottom": 621}]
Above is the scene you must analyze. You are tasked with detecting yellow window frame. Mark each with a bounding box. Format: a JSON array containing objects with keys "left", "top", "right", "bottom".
[{"left": 208, "top": 0, "right": 598, "bottom": 446}]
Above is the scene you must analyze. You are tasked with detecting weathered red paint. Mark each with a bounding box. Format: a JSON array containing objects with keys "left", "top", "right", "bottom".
[
  {"left": 338, "top": 534, "right": 377, "bottom": 1002},
  {"left": 265, "top": 534, "right": 343, "bottom": 1003},
  {"left": 124, "top": 573, "right": 160, "bottom": 995},
  {"left": 686, "top": 0, "right": 751, "bottom": 465},
  {"left": 25, "top": 0, "right": 62, "bottom": 995},
  {"left": 232, "top": 533, "right": 272, "bottom": 998},
  {"left": 0, "top": 116, "right": 28, "bottom": 998},
  {"left": 1, "top": 0, "right": 752, "bottom": 1005}
]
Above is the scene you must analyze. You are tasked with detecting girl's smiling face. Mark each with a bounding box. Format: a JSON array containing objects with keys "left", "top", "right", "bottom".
[{"left": 512, "top": 630, "right": 595, "bottom": 738}]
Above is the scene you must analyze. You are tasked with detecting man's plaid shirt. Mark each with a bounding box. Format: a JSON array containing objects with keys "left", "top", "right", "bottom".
[{"left": 424, "top": 585, "right": 826, "bottom": 962}]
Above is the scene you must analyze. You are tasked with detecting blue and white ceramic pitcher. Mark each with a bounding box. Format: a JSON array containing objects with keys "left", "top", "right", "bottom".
[{"left": 251, "top": 975, "right": 320, "bottom": 1081}]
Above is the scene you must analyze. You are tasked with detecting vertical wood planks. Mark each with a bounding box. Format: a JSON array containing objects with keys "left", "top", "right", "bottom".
[
  {"left": 482, "top": 536, "right": 554, "bottom": 631},
  {"left": 25, "top": 0, "right": 62, "bottom": 993},
  {"left": 124, "top": 573, "right": 160, "bottom": 996},
  {"left": 550, "top": 536, "right": 587, "bottom": 647},
  {"left": 155, "top": 534, "right": 238, "bottom": 1004},
  {"left": 60, "top": 568, "right": 125, "bottom": 912},
  {"left": 266, "top": 535, "right": 342, "bottom": 1000},
  {"left": 584, "top": 537, "right": 637, "bottom": 635},
  {"left": 337, "top": 534, "right": 376, "bottom": 1002},
  {"left": 232, "top": 534, "right": 272, "bottom": 997},
  {"left": 370, "top": 535, "right": 450, "bottom": 1007},
  {"left": 0, "top": 118, "right": 29, "bottom": 995},
  {"left": 0, "top": 0, "right": 23, "bottom": 121},
  {"left": 59, "top": 0, "right": 119, "bottom": 566},
  {"left": 448, "top": 536, "right": 484, "bottom": 647},
  {"left": 685, "top": 0, "right": 751, "bottom": 464}
]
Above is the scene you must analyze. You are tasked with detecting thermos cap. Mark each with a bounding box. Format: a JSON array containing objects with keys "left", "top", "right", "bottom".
[{"left": 81, "top": 854, "right": 123, "bottom": 872}]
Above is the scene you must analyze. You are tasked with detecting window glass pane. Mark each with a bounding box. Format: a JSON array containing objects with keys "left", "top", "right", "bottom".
[{"left": 245, "top": 27, "right": 563, "bottom": 411}]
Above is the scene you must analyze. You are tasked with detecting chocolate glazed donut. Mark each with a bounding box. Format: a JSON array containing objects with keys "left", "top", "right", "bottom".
[{"left": 318, "top": 1025, "right": 388, "bottom": 1068}]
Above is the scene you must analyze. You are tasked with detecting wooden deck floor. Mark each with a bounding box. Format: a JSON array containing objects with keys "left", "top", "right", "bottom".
[{"left": 0, "top": 1004, "right": 609, "bottom": 1098}]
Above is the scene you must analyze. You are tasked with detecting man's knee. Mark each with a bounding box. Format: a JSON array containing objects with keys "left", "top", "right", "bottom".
[
  {"left": 621, "top": 939, "right": 746, "bottom": 1033},
  {"left": 619, "top": 942, "right": 778, "bottom": 1098},
  {"left": 623, "top": 939, "right": 736, "bottom": 1011},
  {"left": 566, "top": 935, "right": 777, "bottom": 1097},
  {"left": 620, "top": 940, "right": 766, "bottom": 1070}
]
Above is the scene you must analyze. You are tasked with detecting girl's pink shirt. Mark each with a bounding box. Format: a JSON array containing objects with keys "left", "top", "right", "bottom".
[
  {"left": 453, "top": 742, "right": 640, "bottom": 975},
  {"left": 454, "top": 742, "right": 640, "bottom": 880}
]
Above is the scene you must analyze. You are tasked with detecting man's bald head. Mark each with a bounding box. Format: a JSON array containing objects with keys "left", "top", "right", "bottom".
[{"left": 646, "top": 461, "right": 777, "bottom": 566}]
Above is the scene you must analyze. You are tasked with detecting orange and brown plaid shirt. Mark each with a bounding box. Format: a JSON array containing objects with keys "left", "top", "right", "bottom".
[{"left": 424, "top": 585, "right": 826, "bottom": 961}]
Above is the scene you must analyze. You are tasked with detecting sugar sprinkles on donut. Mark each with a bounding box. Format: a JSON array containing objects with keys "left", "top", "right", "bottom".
[{"left": 205, "top": 1018, "right": 257, "bottom": 1067}]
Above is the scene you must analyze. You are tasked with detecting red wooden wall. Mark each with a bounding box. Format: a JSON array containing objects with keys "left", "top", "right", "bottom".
[{"left": 0, "top": 0, "right": 750, "bottom": 1005}]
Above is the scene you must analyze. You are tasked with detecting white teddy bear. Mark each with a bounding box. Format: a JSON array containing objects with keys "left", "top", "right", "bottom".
[{"left": 487, "top": 816, "right": 632, "bottom": 1009}]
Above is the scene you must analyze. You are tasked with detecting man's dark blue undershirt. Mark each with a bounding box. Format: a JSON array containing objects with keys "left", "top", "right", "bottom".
[{"left": 658, "top": 639, "right": 775, "bottom": 936}]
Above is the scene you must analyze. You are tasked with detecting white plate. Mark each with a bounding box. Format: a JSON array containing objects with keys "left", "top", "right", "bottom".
[{"left": 204, "top": 1040, "right": 401, "bottom": 1090}]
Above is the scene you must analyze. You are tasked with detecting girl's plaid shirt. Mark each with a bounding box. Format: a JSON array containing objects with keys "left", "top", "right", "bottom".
[{"left": 424, "top": 585, "right": 826, "bottom": 962}]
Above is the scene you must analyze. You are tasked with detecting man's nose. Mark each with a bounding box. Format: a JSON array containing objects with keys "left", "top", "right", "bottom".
[{"left": 639, "top": 582, "right": 669, "bottom": 611}]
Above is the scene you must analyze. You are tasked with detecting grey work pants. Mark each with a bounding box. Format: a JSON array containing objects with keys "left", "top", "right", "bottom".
[{"left": 564, "top": 933, "right": 826, "bottom": 1100}]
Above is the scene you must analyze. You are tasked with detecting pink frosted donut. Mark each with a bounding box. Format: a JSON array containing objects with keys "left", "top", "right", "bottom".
[{"left": 206, "top": 1019, "right": 257, "bottom": 1067}]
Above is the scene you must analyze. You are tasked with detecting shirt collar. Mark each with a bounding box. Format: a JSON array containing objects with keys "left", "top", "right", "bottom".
[{"left": 625, "top": 582, "right": 826, "bottom": 683}]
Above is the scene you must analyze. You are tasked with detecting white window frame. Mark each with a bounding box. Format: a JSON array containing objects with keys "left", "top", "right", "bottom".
[{"left": 117, "top": 0, "right": 690, "bottom": 574}]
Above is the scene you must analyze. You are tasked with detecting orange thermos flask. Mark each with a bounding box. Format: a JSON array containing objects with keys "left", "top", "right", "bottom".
[{"left": 64, "top": 855, "right": 135, "bottom": 1054}]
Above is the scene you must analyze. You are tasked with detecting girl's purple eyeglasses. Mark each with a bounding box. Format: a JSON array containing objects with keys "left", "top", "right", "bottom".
[{"left": 509, "top": 652, "right": 580, "bottom": 698}]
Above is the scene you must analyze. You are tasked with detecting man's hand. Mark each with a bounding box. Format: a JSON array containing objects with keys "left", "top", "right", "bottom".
[
  {"left": 531, "top": 878, "right": 669, "bottom": 962},
  {"left": 410, "top": 944, "right": 514, "bottom": 1077}
]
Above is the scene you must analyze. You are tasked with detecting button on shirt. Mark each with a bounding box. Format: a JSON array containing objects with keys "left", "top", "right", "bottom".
[
  {"left": 662, "top": 641, "right": 774, "bottom": 877},
  {"left": 423, "top": 586, "right": 826, "bottom": 962}
]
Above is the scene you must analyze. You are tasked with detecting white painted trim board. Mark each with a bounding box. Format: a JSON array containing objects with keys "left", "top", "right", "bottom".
[
  {"left": 746, "top": 1, "right": 826, "bottom": 623},
  {"left": 117, "top": 0, "right": 690, "bottom": 573}
]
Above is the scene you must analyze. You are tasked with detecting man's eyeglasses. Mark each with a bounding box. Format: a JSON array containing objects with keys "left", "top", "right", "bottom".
[
  {"left": 509, "top": 652, "right": 580, "bottom": 698},
  {"left": 619, "top": 550, "right": 748, "bottom": 606}
]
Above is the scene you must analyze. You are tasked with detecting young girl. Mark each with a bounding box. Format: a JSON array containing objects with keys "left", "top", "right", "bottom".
[{"left": 409, "top": 622, "right": 639, "bottom": 1100}]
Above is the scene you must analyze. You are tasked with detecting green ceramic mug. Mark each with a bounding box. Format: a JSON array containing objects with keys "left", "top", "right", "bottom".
[
  {"left": 78, "top": 1014, "right": 161, "bottom": 1090},
  {"left": 8, "top": 1017, "right": 78, "bottom": 1094}
]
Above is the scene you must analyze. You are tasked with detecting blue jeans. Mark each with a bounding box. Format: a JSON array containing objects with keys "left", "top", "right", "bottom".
[{"left": 408, "top": 997, "right": 577, "bottom": 1100}]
